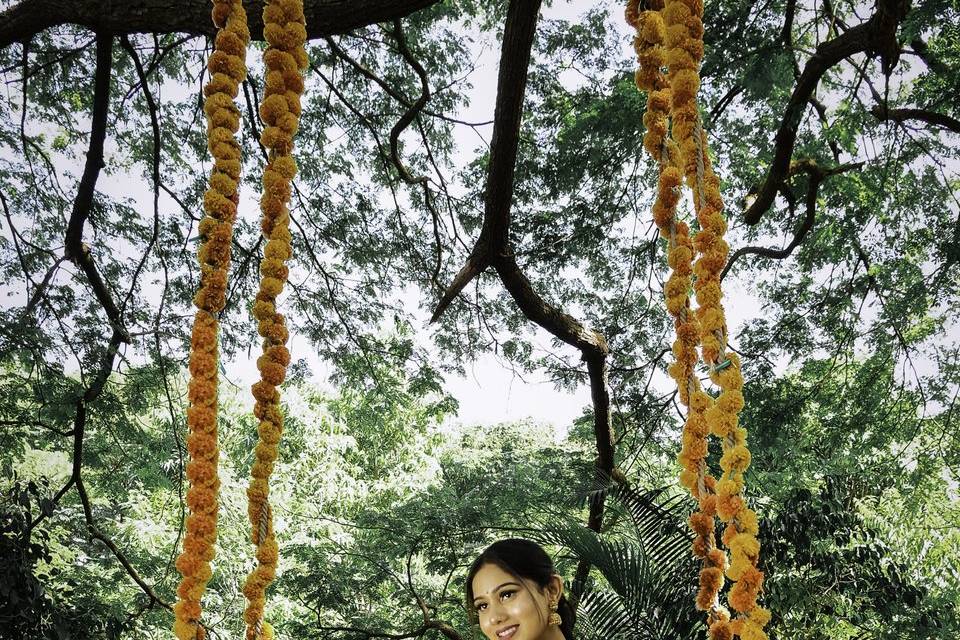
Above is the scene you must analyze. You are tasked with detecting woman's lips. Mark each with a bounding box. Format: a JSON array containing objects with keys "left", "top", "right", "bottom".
[{"left": 496, "top": 624, "right": 519, "bottom": 639}]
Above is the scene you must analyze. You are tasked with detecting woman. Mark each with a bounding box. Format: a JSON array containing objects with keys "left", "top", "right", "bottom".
[{"left": 466, "top": 539, "right": 575, "bottom": 640}]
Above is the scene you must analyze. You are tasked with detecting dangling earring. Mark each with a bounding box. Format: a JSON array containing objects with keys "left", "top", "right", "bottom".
[{"left": 548, "top": 599, "right": 562, "bottom": 626}]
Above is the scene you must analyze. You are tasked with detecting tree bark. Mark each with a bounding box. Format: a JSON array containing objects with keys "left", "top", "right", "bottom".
[{"left": 0, "top": 0, "right": 440, "bottom": 50}]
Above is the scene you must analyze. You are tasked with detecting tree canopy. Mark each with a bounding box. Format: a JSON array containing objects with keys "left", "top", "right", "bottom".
[{"left": 0, "top": 0, "right": 958, "bottom": 638}]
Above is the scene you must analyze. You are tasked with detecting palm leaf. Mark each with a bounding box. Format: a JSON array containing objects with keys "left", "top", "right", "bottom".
[{"left": 537, "top": 486, "right": 705, "bottom": 640}]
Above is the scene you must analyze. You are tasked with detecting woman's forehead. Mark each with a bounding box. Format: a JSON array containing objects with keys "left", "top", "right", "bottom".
[{"left": 471, "top": 563, "right": 521, "bottom": 596}]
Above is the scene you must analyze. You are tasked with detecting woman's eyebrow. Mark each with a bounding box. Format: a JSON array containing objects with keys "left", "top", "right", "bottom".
[{"left": 473, "top": 581, "right": 521, "bottom": 603}]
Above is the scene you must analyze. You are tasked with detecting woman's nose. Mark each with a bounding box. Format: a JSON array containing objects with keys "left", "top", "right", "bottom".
[{"left": 488, "top": 602, "right": 506, "bottom": 624}]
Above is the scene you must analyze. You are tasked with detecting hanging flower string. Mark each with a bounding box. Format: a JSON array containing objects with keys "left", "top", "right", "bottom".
[
  {"left": 173, "top": 1, "right": 249, "bottom": 639},
  {"left": 662, "top": 0, "right": 769, "bottom": 635},
  {"left": 629, "top": 0, "right": 770, "bottom": 637},
  {"left": 626, "top": 0, "right": 729, "bottom": 626},
  {"left": 242, "top": 1, "right": 308, "bottom": 639}
]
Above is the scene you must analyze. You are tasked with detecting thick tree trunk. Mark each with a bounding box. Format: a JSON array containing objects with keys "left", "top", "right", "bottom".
[{"left": 0, "top": 0, "right": 439, "bottom": 49}]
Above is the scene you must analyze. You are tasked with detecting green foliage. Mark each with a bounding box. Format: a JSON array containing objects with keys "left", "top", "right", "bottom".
[
  {"left": 539, "top": 487, "right": 702, "bottom": 640},
  {"left": 0, "top": 0, "right": 958, "bottom": 638}
]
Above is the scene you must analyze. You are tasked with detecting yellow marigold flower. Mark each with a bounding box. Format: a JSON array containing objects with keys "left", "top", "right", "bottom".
[
  {"left": 750, "top": 607, "right": 772, "bottom": 627},
  {"left": 215, "top": 29, "right": 245, "bottom": 57},
  {"left": 720, "top": 445, "right": 752, "bottom": 473},
  {"left": 261, "top": 622, "right": 275, "bottom": 640},
  {"left": 718, "top": 389, "right": 745, "bottom": 414},
  {"left": 671, "top": 68, "right": 700, "bottom": 103},
  {"left": 737, "top": 508, "right": 760, "bottom": 535},
  {"left": 730, "top": 532, "right": 760, "bottom": 559},
  {"left": 257, "top": 420, "right": 283, "bottom": 445},
  {"left": 252, "top": 299, "right": 275, "bottom": 321},
  {"left": 204, "top": 73, "right": 238, "bottom": 100},
  {"left": 262, "top": 4, "right": 285, "bottom": 24},
  {"left": 687, "top": 390, "right": 709, "bottom": 412},
  {"left": 641, "top": 12, "right": 666, "bottom": 43},
  {"left": 247, "top": 478, "right": 269, "bottom": 503},
  {"left": 251, "top": 460, "right": 275, "bottom": 480},
  {"left": 203, "top": 91, "right": 234, "bottom": 117},
  {"left": 284, "top": 22, "right": 307, "bottom": 47},
  {"left": 739, "top": 620, "right": 768, "bottom": 640},
  {"left": 662, "top": 1, "right": 690, "bottom": 27},
  {"left": 173, "top": 619, "right": 197, "bottom": 640},
  {"left": 679, "top": 468, "right": 697, "bottom": 489},
  {"left": 716, "top": 477, "right": 742, "bottom": 498},
  {"left": 209, "top": 172, "right": 237, "bottom": 198},
  {"left": 272, "top": 225, "right": 293, "bottom": 245},
  {"left": 695, "top": 280, "right": 721, "bottom": 308},
  {"left": 264, "top": 49, "right": 295, "bottom": 73},
  {"left": 727, "top": 549, "right": 752, "bottom": 581},
  {"left": 263, "top": 23, "right": 288, "bottom": 49},
  {"left": 260, "top": 276, "right": 283, "bottom": 297},
  {"left": 255, "top": 442, "right": 277, "bottom": 463},
  {"left": 264, "top": 238, "right": 292, "bottom": 261},
  {"left": 260, "top": 192, "right": 284, "bottom": 219},
  {"left": 259, "top": 93, "right": 289, "bottom": 126}
]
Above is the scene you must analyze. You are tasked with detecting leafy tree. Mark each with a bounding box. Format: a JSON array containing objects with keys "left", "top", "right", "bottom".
[{"left": 0, "top": 0, "right": 957, "bottom": 638}]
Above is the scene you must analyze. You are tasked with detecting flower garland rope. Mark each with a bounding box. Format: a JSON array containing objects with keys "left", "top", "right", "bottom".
[
  {"left": 627, "top": 0, "right": 771, "bottom": 638},
  {"left": 173, "top": 1, "right": 249, "bottom": 638},
  {"left": 626, "top": 0, "right": 729, "bottom": 626},
  {"left": 242, "top": 1, "right": 308, "bottom": 639}
]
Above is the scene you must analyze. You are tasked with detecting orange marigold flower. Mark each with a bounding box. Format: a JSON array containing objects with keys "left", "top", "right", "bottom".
[
  {"left": 707, "top": 547, "right": 727, "bottom": 570},
  {"left": 717, "top": 494, "right": 744, "bottom": 521},
  {"left": 695, "top": 567, "right": 723, "bottom": 609},
  {"left": 688, "top": 511, "right": 713, "bottom": 537},
  {"left": 709, "top": 620, "right": 732, "bottom": 640}
]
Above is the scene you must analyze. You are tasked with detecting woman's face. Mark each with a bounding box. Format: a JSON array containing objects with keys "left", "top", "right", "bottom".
[{"left": 470, "top": 562, "right": 561, "bottom": 640}]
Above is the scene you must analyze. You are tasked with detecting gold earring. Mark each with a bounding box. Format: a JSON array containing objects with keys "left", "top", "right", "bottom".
[{"left": 548, "top": 599, "right": 561, "bottom": 626}]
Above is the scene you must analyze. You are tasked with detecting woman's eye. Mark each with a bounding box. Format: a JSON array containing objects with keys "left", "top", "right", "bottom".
[
  {"left": 476, "top": 603, "right": 487, "bottom": 612},
  {"left": 500, "top": 590, "right": 516, "bottom": 600}
]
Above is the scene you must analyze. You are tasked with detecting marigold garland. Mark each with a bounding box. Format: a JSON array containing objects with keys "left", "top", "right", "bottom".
[
  {"left": 241, "top": 1, "right": 307, "bottom": 639},
  {"left": 173, "top": 1, "right": 249, "bottom": 639},
  {"left": 627, "top": 0, "right": 728, "bottom": 622},
  {"left": 628, "top": 0, "right": 770, "bottom": 636}
]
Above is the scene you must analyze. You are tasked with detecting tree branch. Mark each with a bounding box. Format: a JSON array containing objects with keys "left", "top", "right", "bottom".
[
  {"left": 62, "top": 34, "right": 130, "bottom": 342},
  {"left": 871, "top": 103, "right": 960, "bottom": 133},
  {"left": 0, "top": 0, "right": 441, "bottom": 50},
  {"left": 724, "top": 160, "right": 863, "bottom": 279},
  {"left": 430, "top": 0, "right": 542, "bottom": 322},
  {"left": 743, "top": 0, "right": 911, "bottom": 225}
]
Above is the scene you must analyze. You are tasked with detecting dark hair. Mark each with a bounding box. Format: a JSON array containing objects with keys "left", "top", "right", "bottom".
[{"left": 465, "top": 539, "right": 575, "bottom": 640}]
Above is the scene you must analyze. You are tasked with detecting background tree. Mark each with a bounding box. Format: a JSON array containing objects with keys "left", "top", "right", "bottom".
[{"left": 0, "top": 0, "right": 957, "bottom": 638}]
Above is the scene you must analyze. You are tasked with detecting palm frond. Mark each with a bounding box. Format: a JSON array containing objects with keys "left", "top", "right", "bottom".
[{"left": 537, "top": 486, "right": 705, "bottom": 640}]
